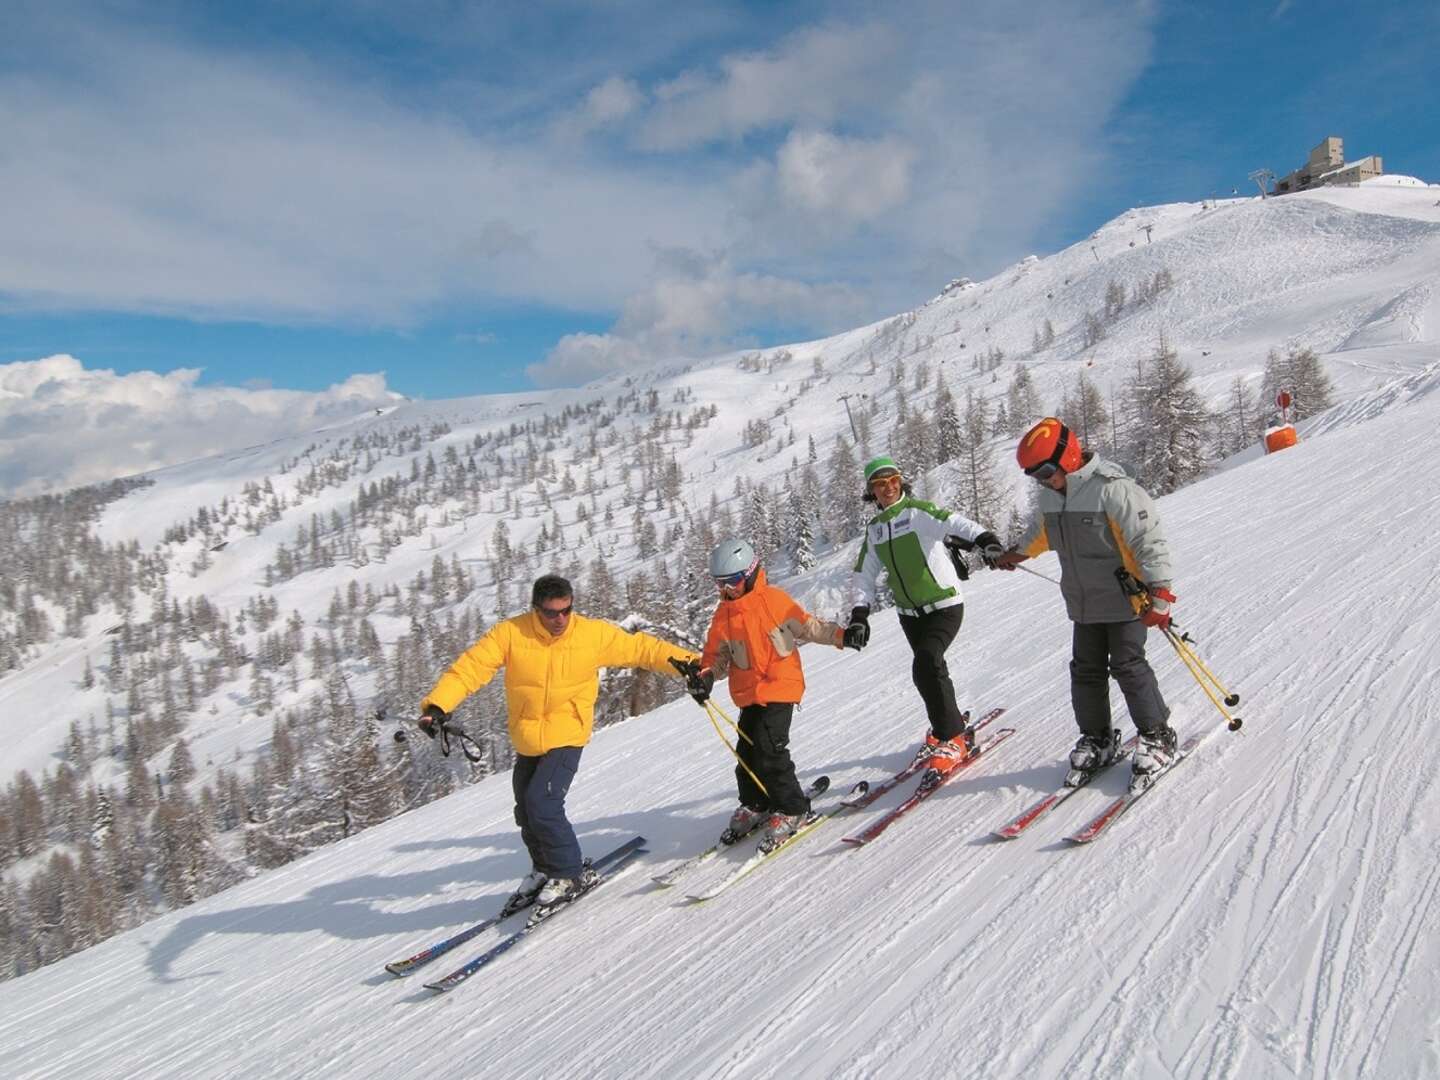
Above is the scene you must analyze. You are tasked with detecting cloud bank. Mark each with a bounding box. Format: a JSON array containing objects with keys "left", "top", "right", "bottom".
[
  {"left": 0, "top": 355, "right": 399, "bottom": 498},
  {"left": 1, "top": 1, "right": 1156, "bottom": 387}
]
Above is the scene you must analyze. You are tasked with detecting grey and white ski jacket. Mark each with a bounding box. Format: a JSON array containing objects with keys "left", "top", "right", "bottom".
[{"left": 1013, "top": 453, "right": 1174, "bottom": 624}]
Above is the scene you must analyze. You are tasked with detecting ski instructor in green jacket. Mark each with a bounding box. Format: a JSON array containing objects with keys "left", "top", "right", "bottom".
[{"left": 844, "top": 455, "right": 1003, "bottom": 776}]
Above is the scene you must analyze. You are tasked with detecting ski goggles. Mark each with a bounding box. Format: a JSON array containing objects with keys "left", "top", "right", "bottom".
[
  {"left": 713, "top": 566, "right": 756, "bottom": 598},
  {"left": 1023, "top": 423, "right": 1072, "bottom": 483},
  {"left": 867, "top": 469, "right": 902, "bottom": 491}
]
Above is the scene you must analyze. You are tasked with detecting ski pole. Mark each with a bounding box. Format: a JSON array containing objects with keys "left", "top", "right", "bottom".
[
  {"left": 1161, "top": 627, "right": 1242, "bottom": 731},
  {"left": 702, "top": 700, "right": 769, "bottom": 798},
  {"left": 1164, "top": 626, "right": 1240, "bottom": 711},
  {"left": 391, "top": 710, "right": 487, "bottom": 762},
  {"left": 668, "top": 658, "right": 768, "bottom": 796},
  {"left": 1114, "top": 570, "right": 1242, "bottom": 732},
  {"left": 1014, "top": 562, "right": 1060, "bottom": 585}
]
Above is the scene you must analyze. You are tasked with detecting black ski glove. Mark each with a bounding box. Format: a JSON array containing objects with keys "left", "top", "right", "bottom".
[
  {"left": 671, "top": 658, "right": 715, "bottom": 704},
  {"left": 843, "top": 606, "right": 870, "bottom": 650},
  {"left": 417, "top": 704, "right": 447, "bottom": 738},
  {"left": 687, "top": 668, "right": 715, "bottom": 704},
  {"left": 972, "top": 530, "right": 1004, "bottom": 569}
]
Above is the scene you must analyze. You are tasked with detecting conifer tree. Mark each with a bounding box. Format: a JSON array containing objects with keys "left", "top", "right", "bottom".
[
  {"left": 1005, "top": 365, "right": 1042, "bottom": 434},
  {"left": 1127, "top": 336, "right": 1212, "bottom": 495},
  {"left": 1060, "top": 371, "right": 1112, "bottom": 452}
]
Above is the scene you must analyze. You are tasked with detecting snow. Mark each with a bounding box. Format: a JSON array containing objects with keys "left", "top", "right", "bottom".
[
  {"left": 2, "top": 360, "right": 1439, "bottom": 1077},
  {"left": 2, "top": 179, "right": 1440, "bottom": 1078}
]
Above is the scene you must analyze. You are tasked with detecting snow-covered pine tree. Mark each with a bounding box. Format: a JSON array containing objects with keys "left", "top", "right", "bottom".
[
  {"left": 786, "top": 490, "right": 816, "bottom": 572},
  {"left": 954, "top": 390, "right": 1008, "bottom": 528},
  {"left": 824, "top": 436, "right": 864, "bottom": 541},
  {"left": 1058, "top": 370, "right": 1110, "bottom": 454},
  {"left": 1262, "top": 345, "right": 1335, "bottom": 423},
  {"left": 1127, "top": 335, "right": 1212, "bottom": 495},
  {"left": 1006, "top": 364, "right": 1042, "bottom": 434}
]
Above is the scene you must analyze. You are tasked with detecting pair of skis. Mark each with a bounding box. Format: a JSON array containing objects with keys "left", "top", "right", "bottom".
[
  {"left": 993, "top": 730, "right": 1205, "bottom": 843},
  {"left": 654, "top": 707, "right": 1013, "bottom": 900},
  {"left": 383, "top": 835, "right": 647, "bottom": 992},
  {"left": 839, "top": 708, "right": 1015, "bottom": 846}
]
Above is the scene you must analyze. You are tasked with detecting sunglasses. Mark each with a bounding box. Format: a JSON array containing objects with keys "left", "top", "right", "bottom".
[
  {"left": 1025, "top": 462, "right": 1062, "bottom": 483},
  {"left": 868, "top": 471, "right": 902, "bottom": 489},
  {"left": 535, "top": 603, "right": 573, "bottom": 619}
]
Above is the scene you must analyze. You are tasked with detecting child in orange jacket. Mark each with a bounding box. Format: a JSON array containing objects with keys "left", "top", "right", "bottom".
[{"left": 683, "top": 538, "right": 849, "bottom": 852}]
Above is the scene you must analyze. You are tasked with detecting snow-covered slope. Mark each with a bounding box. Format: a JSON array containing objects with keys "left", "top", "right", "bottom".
[{"left": 2, "top": 363, "right": 1438, "bottom": 1079}]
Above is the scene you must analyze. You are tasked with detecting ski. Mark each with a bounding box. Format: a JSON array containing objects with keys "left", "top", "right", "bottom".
[
  {"left": 841, "top": 707, "right": 1007, "bottom": 810},
  {"left": 423, "top": 835, "right": 647, "bottom": 992},
  {"left": 992, "top": 734, "right": 1140, "bottom": 841},
  {"left": 652, "top": 776, "right": 831, "bottom": 888},
  {"left": 840, "top": 726, "right": 1016, "bottom": 846},
  {"left": 1064, "top": 733, "right": 1205, "bottom": 844},
  {"left": 385, "top": 905, "right": 526, "bottom": 977},
  {"left": 683, "top": 807, "right": 833, "bottom": 903},
  {"left": 389, "top": 835, "right": 644, "bottom": 981}
]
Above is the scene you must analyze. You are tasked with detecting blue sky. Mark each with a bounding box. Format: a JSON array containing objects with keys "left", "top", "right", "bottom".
[{"left": 1, "top": 0, "right": 1436, "bottom": 401}]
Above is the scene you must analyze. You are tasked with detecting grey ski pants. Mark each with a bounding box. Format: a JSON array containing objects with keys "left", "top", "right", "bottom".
[{"left": 1070, "top": 620, "right": 1170, "bottom": 739}]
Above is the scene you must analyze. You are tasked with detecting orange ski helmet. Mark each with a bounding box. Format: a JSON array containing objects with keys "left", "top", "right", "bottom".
[{"left": 1017, "top": 418, "right": 1083, "bottom": 478}]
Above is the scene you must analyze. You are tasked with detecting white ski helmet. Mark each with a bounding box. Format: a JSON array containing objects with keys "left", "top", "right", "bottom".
[{"left": 708, "top": 537, "right": 758, "bottom": 582}]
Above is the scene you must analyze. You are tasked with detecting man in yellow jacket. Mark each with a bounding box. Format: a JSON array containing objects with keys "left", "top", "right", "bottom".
[{"left": 419, "top": 574, "right": 696, "bottom": 909}]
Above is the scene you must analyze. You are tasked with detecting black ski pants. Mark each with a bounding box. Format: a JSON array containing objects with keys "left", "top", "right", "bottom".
[
  {"left": 897, "top": 604, "right": 968, "bottom": 740},
  {"left": 512, "top": 746, "right": 585, "bottom": 880},
  {"left": 1070, "top": 620, "right": 1170, "bottom": 740},
  {"left": 735, "top": 703, "right": 810, "bottom": 816}
]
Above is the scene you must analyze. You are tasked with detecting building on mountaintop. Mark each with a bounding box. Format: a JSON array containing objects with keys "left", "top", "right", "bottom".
[{"left": 1273, "top": 136, "right": 1384, "bottom": 194}]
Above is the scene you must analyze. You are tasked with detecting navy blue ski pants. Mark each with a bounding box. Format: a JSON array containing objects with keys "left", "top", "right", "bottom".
[{"left": 512, "top": 746, "right": 584, "bottom": 880}]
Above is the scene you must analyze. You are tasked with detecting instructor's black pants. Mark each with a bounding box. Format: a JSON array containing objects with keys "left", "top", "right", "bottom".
[
  {"left": 736, "top": 703, "right": 810, "bottom": 816},
  {"left": 897, "top": 604, "right": 967, "bottom": 740}
]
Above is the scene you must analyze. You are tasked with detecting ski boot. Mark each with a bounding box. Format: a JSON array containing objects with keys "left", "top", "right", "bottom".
[
  {"left": 1064, "top": 728, "right": 1120, "bottom": 788},
  {"left": 500, "top": 869, "right": 548, "bottom": 916},
  {"left": 719, "top": 804, "right": 768, "bottom": 845},
  {"left": 1131, "top": 726, "right": 1178, "bottom": 790}
]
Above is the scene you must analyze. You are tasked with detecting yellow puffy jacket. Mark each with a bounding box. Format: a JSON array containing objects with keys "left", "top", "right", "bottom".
[{"left": 421, "top": 610, "right": 696, "bottom": 757}]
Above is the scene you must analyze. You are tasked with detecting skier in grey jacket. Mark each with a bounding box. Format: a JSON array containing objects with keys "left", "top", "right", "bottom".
[
  {"left": 845, "top": 455, "right": 1003, "bottom": 774},
  {"left": 994, "top": 418, "right": 1178, "bottom": 779}
]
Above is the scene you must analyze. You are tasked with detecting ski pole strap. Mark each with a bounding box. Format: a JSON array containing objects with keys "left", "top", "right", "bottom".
[
  {"left": 1114, "top": 567, "right": 1151, "bottom": 617},
  {"left": 437, "top": 721, "right": 486, "bottom": 763},
  {"left": 703, "top": 701, "right": 769, "bottom": 798}
]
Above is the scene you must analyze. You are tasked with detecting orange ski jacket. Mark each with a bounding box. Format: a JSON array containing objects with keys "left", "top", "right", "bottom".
[{"left": 700, "top": 569, "right": 845, "bottom": 707}]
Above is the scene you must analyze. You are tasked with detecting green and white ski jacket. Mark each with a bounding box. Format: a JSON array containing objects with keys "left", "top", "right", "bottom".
[{"left": 852, "top": 497, "right": 989, "bottom": 616}]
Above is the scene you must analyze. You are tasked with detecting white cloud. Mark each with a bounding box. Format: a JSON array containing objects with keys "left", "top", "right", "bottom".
[
  {"left": 775, "top": 130, "right": 916, "bottom": 221},
  {"left": 527, "top": 254, "right": 863, "bottom": 386},
  {"left": 0, "top": 355, "right": 400, "bottom": 498},
  {"left": 635, "top": 21, "right": 899, "bottom": 151}
]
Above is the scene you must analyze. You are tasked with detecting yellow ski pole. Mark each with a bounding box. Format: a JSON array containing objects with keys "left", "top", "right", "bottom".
[
  {"left": 668, "top": 656, "right": 769, "bottom": 795},
  {"left": 1114, "top": 569, "right": 1243, "bottom": 731},
  {"left": 702, "top": 700, "right": 768, "bottom": 798},
  {"left": 1166, "top": 628, "right": 1240, "bottom": 712},
  {"left": 1161, "top": 626, "right": 1242, "bottom": 731}
]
